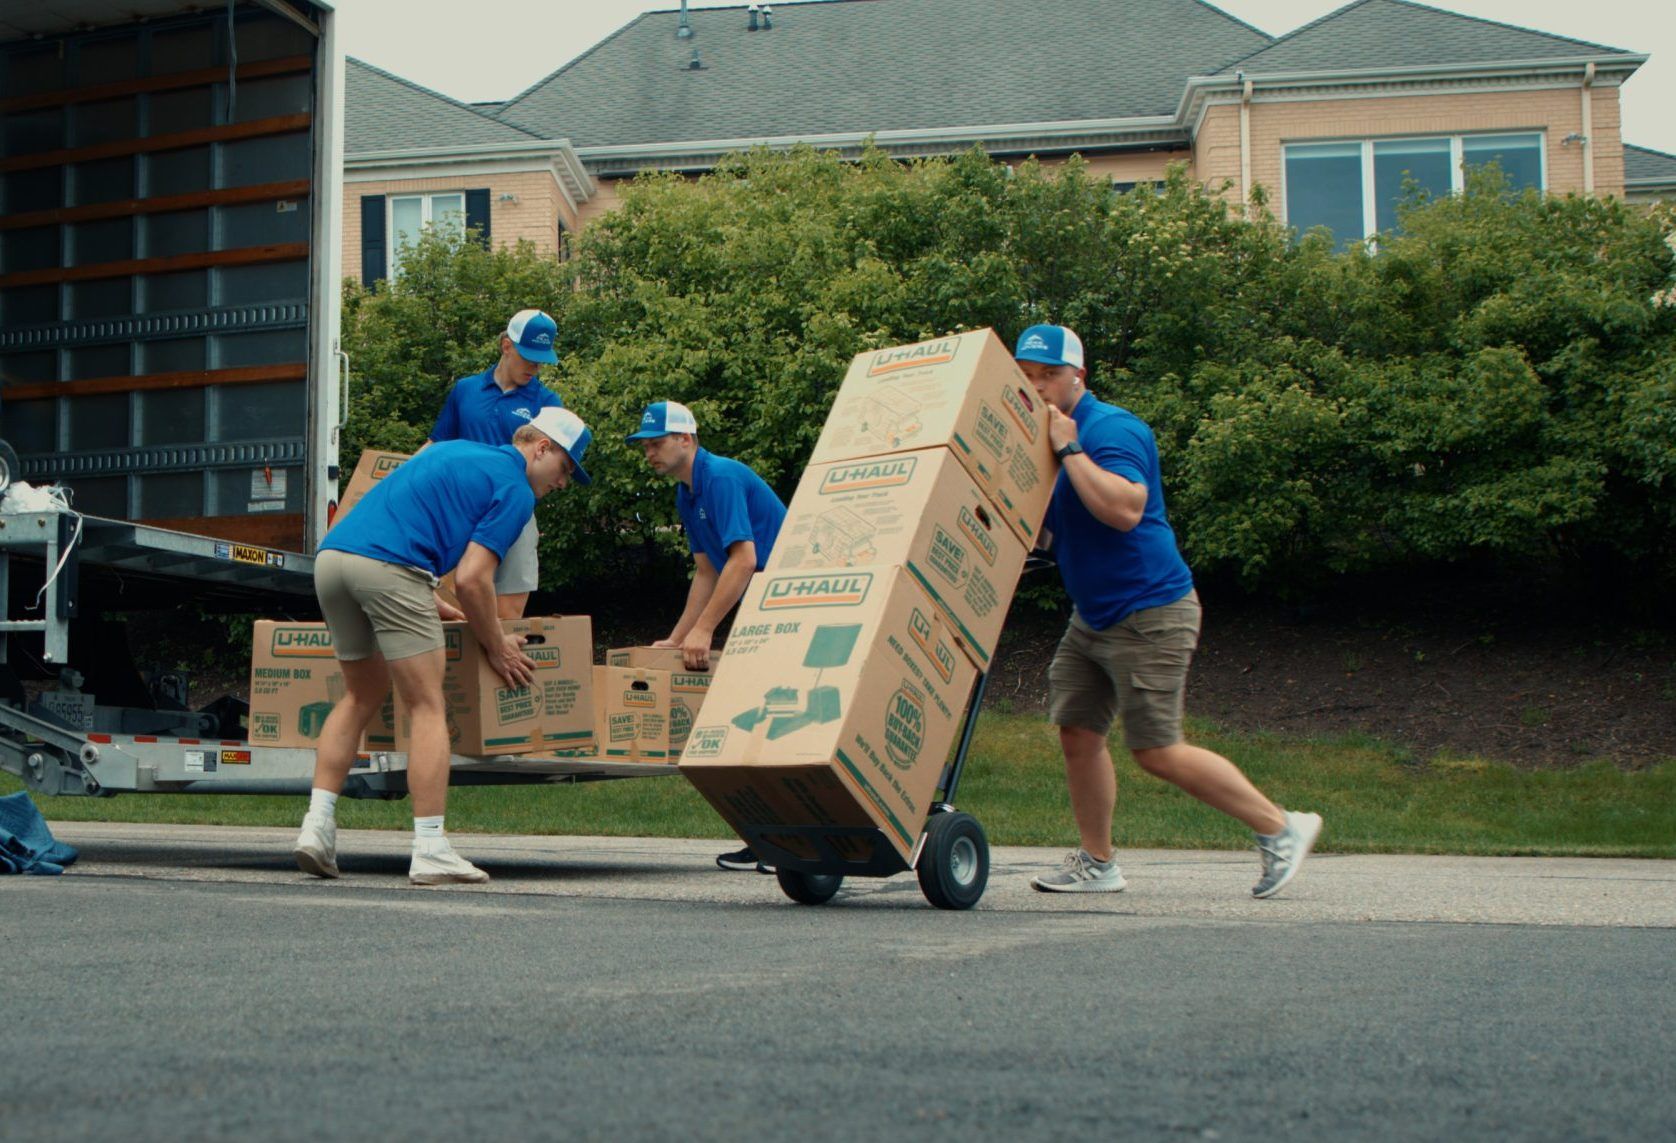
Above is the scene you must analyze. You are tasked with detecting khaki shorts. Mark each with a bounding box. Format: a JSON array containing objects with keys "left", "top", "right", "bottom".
[
  {"left": 1047, "top": 591, "right": 1201, "bottom": 750},
  {"left": 493, "top": 517, "right": 539, "bottom": 595},
  {"left": 314, "top": 549, "right": 444, "bottom": 662}
]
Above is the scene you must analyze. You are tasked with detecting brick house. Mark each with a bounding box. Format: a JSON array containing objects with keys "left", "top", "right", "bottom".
[{"left": 346, "top": 0, "right": 1666, "bottom": 280}]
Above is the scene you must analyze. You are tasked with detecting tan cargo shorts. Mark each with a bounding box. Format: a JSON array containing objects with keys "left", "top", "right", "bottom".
[
  {"left": 314, "top": 549, "right": 444, "bottom": 662},
  {"left": 1046, "top": 590, "right": 1201, "bottom": 750}
]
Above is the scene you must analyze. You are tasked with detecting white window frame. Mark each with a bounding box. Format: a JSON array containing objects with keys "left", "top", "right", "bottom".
[
  {"left": 387, "top": 192, "right": 467, "bottom": 279},
  {"left": 1282, "top": 131, "right": 1547, "bottom": 245}
]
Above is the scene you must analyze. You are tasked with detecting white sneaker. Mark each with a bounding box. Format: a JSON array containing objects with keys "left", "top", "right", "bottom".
[
  {"left": 293, "top": 813, "right": 339, "bottom": 879},
  {"left": 1030, "top": 849, "right": 1128, "bottom": 893},
  {"left": 1253, "top": 811, "right": 1323, "bottom": 899},
  {"left": 409, "top": 841, "right": 489, "bottom": 886}
]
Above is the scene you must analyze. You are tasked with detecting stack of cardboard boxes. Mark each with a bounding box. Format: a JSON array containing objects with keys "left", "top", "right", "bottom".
[{"left": 679, "top": 329, "right": 1055, "bottom": 862}]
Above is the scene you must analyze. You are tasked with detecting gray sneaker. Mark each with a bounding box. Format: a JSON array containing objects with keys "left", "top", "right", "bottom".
[
  {"left": 409, "top": 842, "right": 489, "bottom": 886},
  {"left": 1253, "top": 811, "right": 1323, "bottom": 899},
  {"left": 292, "top": 812, "right": 339, "bottom": 879},
  {"left": 1031, "top": 849, "right": 1128, "bottom": 893}
]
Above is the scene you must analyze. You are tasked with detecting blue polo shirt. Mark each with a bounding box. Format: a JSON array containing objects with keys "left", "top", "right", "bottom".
[
  {"left": 320, "top": 441, "right": 534, "bottom": 578},
  {"left": 429, "top": 365, "right": 563, "bottom": 445},
  {"left": 676, "top": 448, "right": 786, "bottom": 572},
  {"left": 1046, "top": 392, "right": 1194, "bottom": 630}
]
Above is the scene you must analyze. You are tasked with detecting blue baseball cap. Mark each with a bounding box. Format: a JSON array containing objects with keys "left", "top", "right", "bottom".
[
  {"left": 528, "top": 407, "right": 592, "bottom": 485},
  {"left": 625, "top": 400, "right": 699, "bottom": 441},
  {"left": 505, "top": 308, "right": 559, "bottom": 365},
  {"left": 1014, "top": 324, "right": 1085, "bottom": 370}
]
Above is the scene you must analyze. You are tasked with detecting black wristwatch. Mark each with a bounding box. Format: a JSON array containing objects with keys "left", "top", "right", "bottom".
[{"left": 1054, "top": 440, "right": 1084, "bottom": 461}]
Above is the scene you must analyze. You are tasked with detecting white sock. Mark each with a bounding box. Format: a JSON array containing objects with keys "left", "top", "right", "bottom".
[
  {"left": 414, "top": 815, "right": 445, "bottom": 845},
  {"left": 309, "top": 788, "right": 339, "bottom": 819}
]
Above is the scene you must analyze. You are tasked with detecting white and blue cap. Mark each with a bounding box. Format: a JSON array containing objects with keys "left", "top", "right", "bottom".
[
  {"left": 1014, "top": 324, "right": 1085, "bottom": 371},
  {"left": 624, "top": 400, "right": 699, "bottom": 441},
  {"left": 528, "top": 406, "right": 592, "bottom": 485},
  {"left": 504, "top": 308, "right": 559, "bottom": 365}
]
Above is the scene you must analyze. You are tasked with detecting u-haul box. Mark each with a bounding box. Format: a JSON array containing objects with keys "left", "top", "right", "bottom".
[
  {"left": 603, "top": 646, "right": 718, "bottom": 755},
  {"left": 807, "top": 329, "right": 1055, "bottom": 548},
  {"left": 593, "top": 665, "right": 674, "bottom": 762},
  {"left": 249, "top": 620, "right": 362, "bottom": 749},
  {"left": 770, "top": 448, "right": 1027, "bottom": 670},
  {"left": 679, "top": 565, "right": 978, "bottom": 862}
]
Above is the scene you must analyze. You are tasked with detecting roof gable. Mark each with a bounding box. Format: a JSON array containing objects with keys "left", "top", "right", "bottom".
[
  {"left": 346, "top": 57, "right": 546, "bottom": 154},
  {"left": 1217, "top": 0, "right": 1637, "bottom": 76},
  {"left": 495, "top": 0, "right": 1272, "bottom": 150}
]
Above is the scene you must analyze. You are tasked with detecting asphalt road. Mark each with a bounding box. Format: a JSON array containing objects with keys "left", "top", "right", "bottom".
[{"left": 2, "top": 826, "right": 1672, "bottom": 1142}]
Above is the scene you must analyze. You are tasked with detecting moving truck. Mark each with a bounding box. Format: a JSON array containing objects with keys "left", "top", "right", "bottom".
[{"left": 0, "top": 0, "right": 346, "bottom": 553}]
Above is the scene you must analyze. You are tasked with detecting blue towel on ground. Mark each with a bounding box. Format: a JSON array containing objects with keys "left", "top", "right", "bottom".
[{"left": 0, "top": 791, "right": 78, "bottom": 875}]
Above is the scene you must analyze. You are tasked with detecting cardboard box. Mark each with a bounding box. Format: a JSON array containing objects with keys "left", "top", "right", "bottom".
[
  {"left": 366, "top": 616, "right": 595, "bottom": 756},
  {"left": 532, "top": 616, "right": 596, "bottom": 755},
  {"left": 249, "top": 620, "right": 357, "bottom": 748},
  {"left": 330, "top": 449, "right": 409, "bottom": 527},
  {"left": 603, "top": 646, "right": 719, "bottom": 755},
  {"left": 679, "top": 565, "right": 979, "bottom": 862},
  {"left": 807, "top": 329, "right": 1056, "bottom": 548},
  {"left": 593, "top": 665, "right": 674, "bottom": 762},
  {"left": 770, "top": 448, "right": 1027, "bottom": 670}
]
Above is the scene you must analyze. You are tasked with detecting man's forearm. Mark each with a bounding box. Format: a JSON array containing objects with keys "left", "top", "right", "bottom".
[{"left": 695, "top": 552, "right": 756, "bottom": 633}]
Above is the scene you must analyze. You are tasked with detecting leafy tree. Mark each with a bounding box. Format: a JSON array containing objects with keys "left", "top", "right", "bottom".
[{"left": 339, "top": 150, "right": 1676, "bottom": 601}]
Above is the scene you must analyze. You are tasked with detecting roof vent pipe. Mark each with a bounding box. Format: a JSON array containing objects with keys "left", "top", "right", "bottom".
[
  {"left": 677, "top": 0, "right": 693, "bottom": 39},
  {"left": 748, "top": 4, "right": 759, "bottom": 31},
  {"left": 762, "top": 5, "right": 773, "bottom": 29}
]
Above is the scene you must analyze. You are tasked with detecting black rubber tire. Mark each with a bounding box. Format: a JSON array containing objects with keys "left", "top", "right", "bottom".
[
  {"left": 917, "top": 811, "right": 989, "bottom": 910},
  {"left": 776, "top": 868, "right": 844, "bottom": 905},
  {"left": 0, "top": 438, "right": 19, "bottom": 496}
]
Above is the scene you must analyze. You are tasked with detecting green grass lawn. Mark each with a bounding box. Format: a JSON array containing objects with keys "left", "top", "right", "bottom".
[{"left": 6, "top": 712, "right": 1673, "bottom": 857}]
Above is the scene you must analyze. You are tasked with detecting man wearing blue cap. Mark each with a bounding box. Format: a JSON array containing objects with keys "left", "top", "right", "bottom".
[
  {"left": 1014, "top": 323, "right": 1323, "bottom": 900},
  {"left": 421, "top": 308, "right": 567, "bottom": 619},
  {"left": 294, "top": 407, "right": 593, "bottom": 886},
  {"left": 629, "top": 399, "right": 787, "bottom": 872}
]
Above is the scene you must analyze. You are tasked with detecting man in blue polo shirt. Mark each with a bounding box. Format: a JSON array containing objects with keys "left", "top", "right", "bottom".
[
  {"left": 1014, "top": 323, "right": 1323, "bottom": 900},
  {"left": 294, "top": 407, "right": 593, "bottom": 886},
  {"left": 629, "top": 399, "right": 786, "bottom": 872},
  {"left": 423, "top": 308, "right": 567, "bottom": 619}
]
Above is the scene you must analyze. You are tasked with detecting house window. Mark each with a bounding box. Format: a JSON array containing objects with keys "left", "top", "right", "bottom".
[
  {"left": 388, "top": 192, "right": 465, "bottom": 277},
  {"left": 1284, "top": 132, "right": 1544, "bottom": 248}
]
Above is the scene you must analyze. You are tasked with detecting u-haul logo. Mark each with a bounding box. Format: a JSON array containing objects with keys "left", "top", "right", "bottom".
[
  {"left": 1001, "top": 385, "right": 1041, "bottom": 444},
  {"left": 819, "top": 456, "right": 917, "bottom": 494},
  {"left": 269, "top": 627, "right": 334, "bottom": 657},
  {"left": 371, "top": 455, "right": 405, "bottom": 478},
  {"left": 443, "top": 628, "right": 464, "bottom": 661},
  {"left": 761, "top": 573, "right": 873, "bottom": 609},
  {"left": 956, "top": 506, "right": 998, "bottom": 566},
  {"left": 866, "top": 337, "right": 960, "bottom": 376},
  {"left": 622, "top": 688, "right": 656, "bottom": 708}
]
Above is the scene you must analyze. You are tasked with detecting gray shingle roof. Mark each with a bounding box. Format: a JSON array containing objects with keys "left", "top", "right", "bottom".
[
  {"left": 1624, "top": 144, "right": 1676, "bottom": 187},
  {"left": 346, "top": 57, "right": 545, "bottom": 154},
  {"left": 1217, "top": 0, "right": 1637, "bottom": 76},
  {"left": 496, "top": 0, "right": 1272, "bottom": 149}
]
